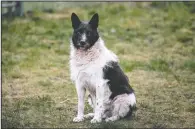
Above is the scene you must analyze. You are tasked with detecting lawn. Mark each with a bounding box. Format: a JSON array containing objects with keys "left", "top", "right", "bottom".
[{"left": 2, "top": 2, "right": 195, "bottom": 128}]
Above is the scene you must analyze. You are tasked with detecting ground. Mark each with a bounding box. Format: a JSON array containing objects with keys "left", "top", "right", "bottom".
[{"left": 2, "top": 2, "right": 195, "bottom": 128}]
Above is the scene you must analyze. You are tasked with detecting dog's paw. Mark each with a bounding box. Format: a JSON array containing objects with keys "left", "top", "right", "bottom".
[
  {"left": 105, "top": 116, "right": 118, "bottom": 122},
  {"left": 84, "top": 113, "right": 94, "bottom": 119},
  {"left": 73, "top": 116, "right": 84, "bottom": 122},
  {"left": 105, "top": 118, "right": 113, "bottom": 122},
  {"left": 90, "top": 117, "right": 102, "bottom": 123}
]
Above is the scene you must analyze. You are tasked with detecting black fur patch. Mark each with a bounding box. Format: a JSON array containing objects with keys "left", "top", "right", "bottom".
[{"left": 103, "top": 61, "right": 134, "bottom": 100}]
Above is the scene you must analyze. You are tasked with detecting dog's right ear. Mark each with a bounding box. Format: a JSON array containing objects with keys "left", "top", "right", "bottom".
[
  {"left": 89, "top": 13, "right": 99, "bottom": 29},
  {"left": 71, "top": 13, "right": 81, "bottom": 29}
]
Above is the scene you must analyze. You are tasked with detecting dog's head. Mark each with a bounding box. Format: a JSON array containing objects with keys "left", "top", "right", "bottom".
[{"left": 71, "top": 13, "right": 99, "bottom": 50}]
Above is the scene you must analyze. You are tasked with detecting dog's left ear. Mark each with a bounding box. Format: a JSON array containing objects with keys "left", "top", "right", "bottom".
[{"left": 89, "top": 13, "right": 99, "bottom": 29}]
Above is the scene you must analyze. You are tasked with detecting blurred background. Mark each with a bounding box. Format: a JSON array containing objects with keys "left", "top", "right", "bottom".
[{"left": 2, "top": 2, "right": 195, "bottom": 128}]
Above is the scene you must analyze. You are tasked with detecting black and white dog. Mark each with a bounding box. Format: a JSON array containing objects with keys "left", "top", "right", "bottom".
[{"left": 70, "top": 13, "right": 136, "bottom": 123}]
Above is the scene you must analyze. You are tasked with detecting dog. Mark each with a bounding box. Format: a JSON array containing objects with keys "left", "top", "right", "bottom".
[{"left": 70, "top": 13, "right": 136, "bottom": 123}]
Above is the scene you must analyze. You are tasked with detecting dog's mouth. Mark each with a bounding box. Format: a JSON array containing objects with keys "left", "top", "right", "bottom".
[
  {"left": 77, "top": 43, "right": 90, "bottom": 50},
  {"left": 78, "top": 46, "right": 86, "bottom": 50}
]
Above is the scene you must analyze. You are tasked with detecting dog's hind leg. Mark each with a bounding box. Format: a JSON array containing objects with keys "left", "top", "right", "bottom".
[
  {"left": 105, "top": 94, "right": 134, "bottom": 122},
  {"left": 105, "top": 103, "right": 126, "bottom": 122}
]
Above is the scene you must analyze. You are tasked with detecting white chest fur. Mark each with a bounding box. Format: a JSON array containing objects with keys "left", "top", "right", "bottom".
[{"left": 69, "top": 38, "right": 118, "bottom": 91}]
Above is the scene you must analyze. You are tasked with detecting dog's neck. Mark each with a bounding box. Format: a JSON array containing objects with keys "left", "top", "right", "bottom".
[{"left": 70, "top": 37, "right": 106, "bottom": 66}]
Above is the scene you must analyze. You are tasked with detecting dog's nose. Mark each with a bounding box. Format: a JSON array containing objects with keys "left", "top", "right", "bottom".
[{"left": 80, "top": 41, "right": 85, "bottom": 46}]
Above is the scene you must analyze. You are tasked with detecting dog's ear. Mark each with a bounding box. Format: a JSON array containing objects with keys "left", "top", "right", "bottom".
[
  {"left": 89, "top": 13, "right": 99, "bottom": 29},
  {"left": 71, "top": 13, "right": 81, "bottom": 29}
]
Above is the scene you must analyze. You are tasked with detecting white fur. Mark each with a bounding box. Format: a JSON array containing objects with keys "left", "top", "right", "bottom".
[
  {"left": 105, "top": 93, "right": 136, "bottom": 122},
  {"left": 81, "top": 33, "right": 87, "bottom": 42},
  {"left": 70, "top": 37, "right": 136, "bottom": 123},
  {"left": 129, "top": 93, "right": 136, "bottom": 106}
]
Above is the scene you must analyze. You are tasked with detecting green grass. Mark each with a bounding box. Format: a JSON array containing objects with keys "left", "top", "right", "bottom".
[
  {"left": 147, "top": 59, "right": 170, "bottom": 72},
  {"left": 2, "top": 2, "right": 195, "bottom": 128},
  {"left": 183, "top": 60, "right": 195, "bottom": 72}
]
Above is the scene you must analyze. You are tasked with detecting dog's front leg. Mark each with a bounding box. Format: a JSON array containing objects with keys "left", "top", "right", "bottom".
[
  {"left": 90, "top": 84, "right": 104, "bottom": 123},
  {"left": 73, "top": 81, "right": 86, "bottom": 122}
]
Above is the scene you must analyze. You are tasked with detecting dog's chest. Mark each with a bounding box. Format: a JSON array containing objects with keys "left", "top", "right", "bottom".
[
  {"left": 70, "top": 50, "right": 108, "bottom": 95},
  {"left": 70, "top": 47, "right": 106, "bottom": 83},
  {"left": 75, "top": 60, "right": 104, "bottom": 85},
  {"left": 75, "top": 63, "right": 112, "bottom": 103}
]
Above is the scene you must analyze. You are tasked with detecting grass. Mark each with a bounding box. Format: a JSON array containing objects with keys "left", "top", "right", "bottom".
[{"left": 2, "top": 2, "right": 195, "bottom": 128}]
